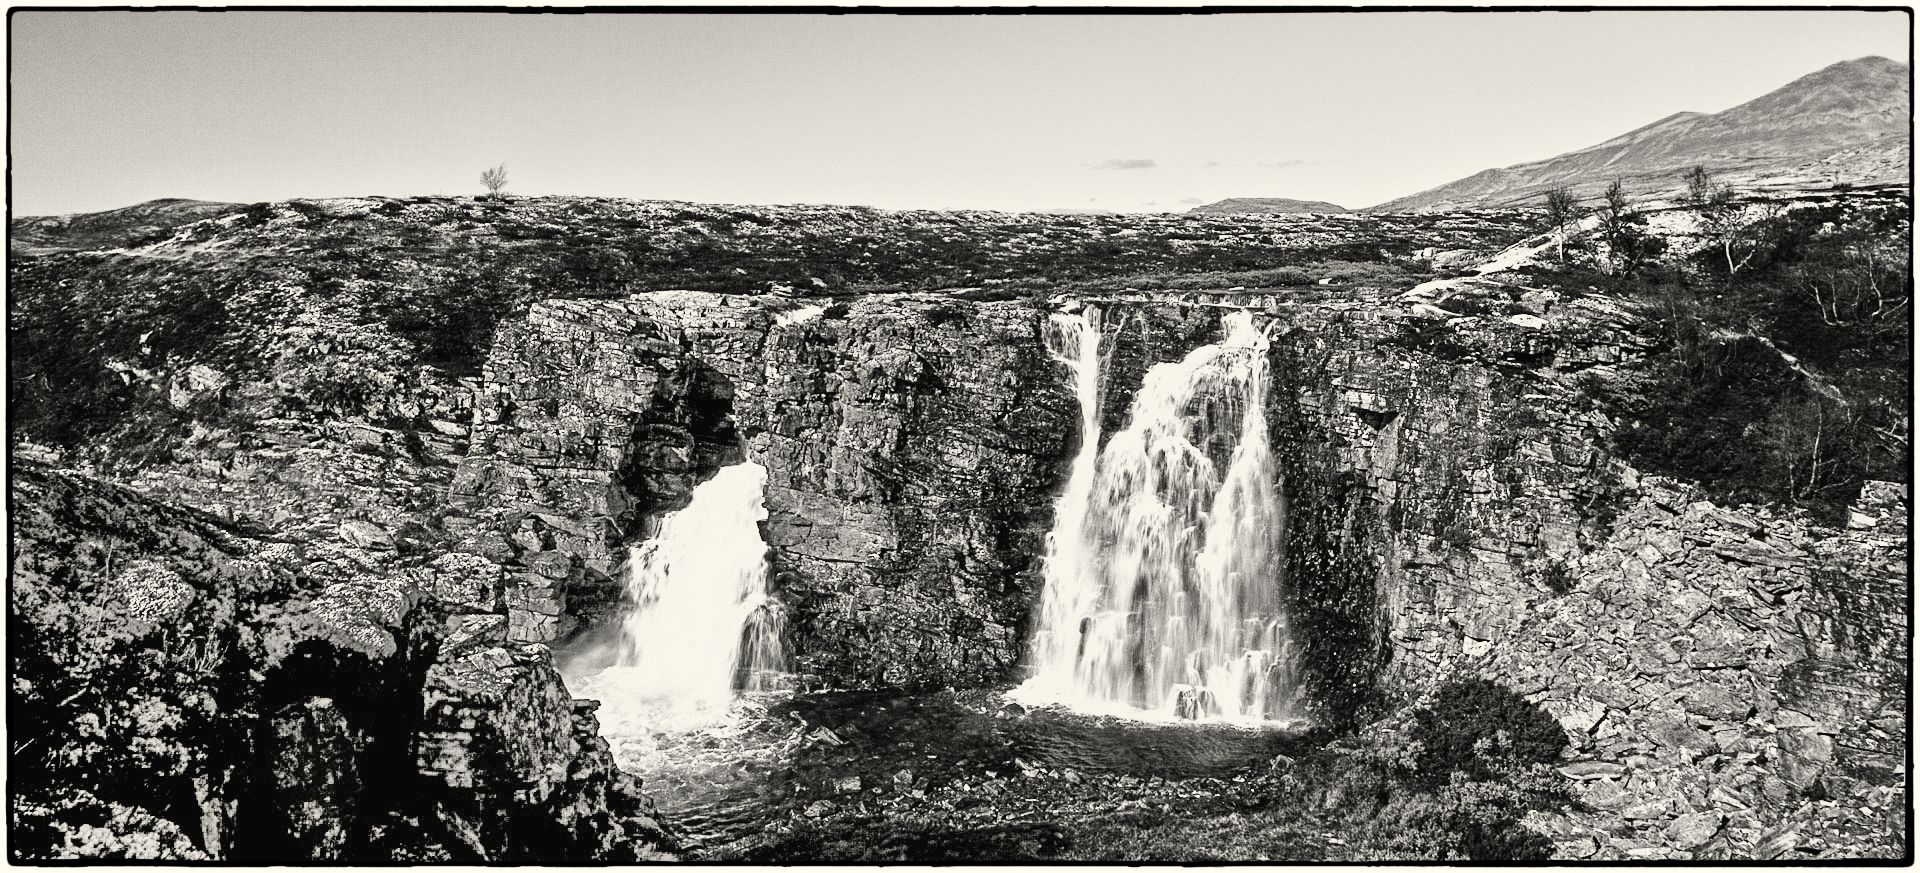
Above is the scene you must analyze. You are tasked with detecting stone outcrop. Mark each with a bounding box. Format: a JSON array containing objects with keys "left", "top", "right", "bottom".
[
  {"left": 1073, "top": 282, "right": 1640, "bottom": 723},
  {"left": 8, "top": 463, "right": 676, "bottom": 862},
  {"left": 453, "top": 291, "right": 1076, "bottom": 687}
]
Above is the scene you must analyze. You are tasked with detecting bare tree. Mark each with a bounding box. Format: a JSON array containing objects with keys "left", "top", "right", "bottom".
[
  {"left": 1603, "top": 180, "right": 1630, "bottom": 218},
  {"left": 1684, "top": 165, "right": 1715, "bottom": 207},
  {"left": 1543, "top": 186, "right": 1580, "bottom": 264},
  {"left": 1598, "top": 180, "right": 1662, "bottom": 277},
  {"left": 1682, "top": 166, "right": 1755, "bottom": 276},
  {"left": 480, "top": 164, "right": 509, "bottom": 199}
]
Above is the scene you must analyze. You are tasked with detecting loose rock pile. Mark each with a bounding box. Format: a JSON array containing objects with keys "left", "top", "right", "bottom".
[{"left": 1481, "top": 478, "right": 1906, "bottom": 860}]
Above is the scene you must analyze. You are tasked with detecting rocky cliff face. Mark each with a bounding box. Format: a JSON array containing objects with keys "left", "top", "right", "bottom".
[
  {"left": 6, "top": 195, "right": 1535, "bottom": 861},
  {"left": 451, "top": 292, "right": 1076, "bottom": 687},
  {"left": 1052, "top": 271, "right": 1904, "bottom": 856},
  {"left": 9, "top": 463, "right": 678, "bottom": 862},
  {"left": 1029, "top": 276, "right": 1638, "bottom": 725}
]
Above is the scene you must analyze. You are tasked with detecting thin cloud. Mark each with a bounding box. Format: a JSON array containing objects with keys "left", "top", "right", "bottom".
[
  {"left": 1090, "top": 158, "right": 1158, "bottom": 170},
  {"left": 1199, "top": 159, "right": 1312, "bottom": 170}
]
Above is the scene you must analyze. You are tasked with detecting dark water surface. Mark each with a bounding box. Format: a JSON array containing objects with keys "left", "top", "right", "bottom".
[{"left": 618, "top": 688, "right": 1319, "bottom": 856}]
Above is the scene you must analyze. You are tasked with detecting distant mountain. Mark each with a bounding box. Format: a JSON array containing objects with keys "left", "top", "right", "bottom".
[
  {"left": 1187, "top": 197, "right": 1349, "bottom": 214},
  {"left": 10, "top": 198, "right": 246, "bottom": 254},
  {"left": 1368, "top": 56, "right": 1912, "bottom": 212}
]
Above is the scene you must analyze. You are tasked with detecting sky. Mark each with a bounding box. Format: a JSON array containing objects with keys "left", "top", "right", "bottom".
[{"left": 8, "top": 8, "right": 1911, "bottom": 215}]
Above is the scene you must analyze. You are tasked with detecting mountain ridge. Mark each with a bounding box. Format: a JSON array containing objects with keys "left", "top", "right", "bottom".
[{"left": 1364, "top": 55, "right": 1911, "bottom": 212}]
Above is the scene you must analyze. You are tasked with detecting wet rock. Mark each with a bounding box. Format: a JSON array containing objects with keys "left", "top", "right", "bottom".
[
  {"left": 1173, "top": 685, "right": 1216, "bottom": 720},
  {"left": 455, "top": 293, "right": 1077, "bottom": 688}
]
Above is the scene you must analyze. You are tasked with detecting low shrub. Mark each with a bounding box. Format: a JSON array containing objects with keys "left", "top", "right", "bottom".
[{"left": 1408, "top": 677, "right": 1568, "bottom": 783}]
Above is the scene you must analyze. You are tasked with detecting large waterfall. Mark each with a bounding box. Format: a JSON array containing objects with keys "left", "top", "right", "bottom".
[
  {"left": 1017, "top": 308, "right": 1300, "bottom": 724},
  {"left": 570, "top": 461, "right": 787, "bottom": 730}
]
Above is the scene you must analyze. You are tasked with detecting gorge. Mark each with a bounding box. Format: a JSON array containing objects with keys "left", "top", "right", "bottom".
[{"left": 8, "top": 190, "right": 1909, "bottom": 861}]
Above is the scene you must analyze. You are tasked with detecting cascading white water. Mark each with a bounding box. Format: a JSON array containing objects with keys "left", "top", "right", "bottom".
[
  {"left": 1024, "top": 309, "right": 1109, "bottom": 700},
  {"left": 1017, "top": 309, "right": 1300, "bottom": 724},
  {"left": 570, "top": 461, "right": 787, "bottom": 731}
]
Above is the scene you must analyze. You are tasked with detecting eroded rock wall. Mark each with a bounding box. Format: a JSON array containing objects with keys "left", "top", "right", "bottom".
[
  {"left": 1082, "top": 290, "right": 1637, "bottom": 722},
  {"left": 1088, "top": 288, "right": 1906, "bottom": 854},
  {"left": 453, "top": 291, "right": 1075, "bottom": 688},
  {"left": 1258, "top": 293, "right": 1637, "bottom": 699},
  {"left": 8, "top": 463, "right": 677, "bottom": 862}
]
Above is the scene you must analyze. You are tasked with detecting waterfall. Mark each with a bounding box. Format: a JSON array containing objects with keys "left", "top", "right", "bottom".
[
  {"left": 571, "top": 461, "right": 787, "bottom": 730},
  {"left": 1017, "top": 309, "right": 1299, "bottom": 724},
  {"left": 1025, "top": 309, "right": 1109, "bottom": 697}
]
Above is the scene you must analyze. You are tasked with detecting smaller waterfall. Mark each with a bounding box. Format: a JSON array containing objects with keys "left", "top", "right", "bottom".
[
  {"left": 1026, "top": 309, "right": 1108, "bottom": 695},
  {"left": 571, "top": 461, "right": 787, "bottom": 730}
]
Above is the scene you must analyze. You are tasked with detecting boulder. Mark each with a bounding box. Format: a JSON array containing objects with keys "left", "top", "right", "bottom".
[
  {"left": 337, "top": 520, "right": 396, "bottom": 551},
  {"left": 1667, "top": 811, "right": 1723, "bottom": 849}
]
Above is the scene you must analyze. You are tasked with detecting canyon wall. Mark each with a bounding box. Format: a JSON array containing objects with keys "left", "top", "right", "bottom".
[
  {"left": 1085, "top": 286, "right": 1905, "bottom": 856},
  {"left": 451, "top": 292, "right": 1076, "bottom": 688},
  {"left": 452, "top": 286, "right": 1901, "bottom": 740},
  {"left": 1057, "top": 287, "right": 1635, "bottom": 723}
]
